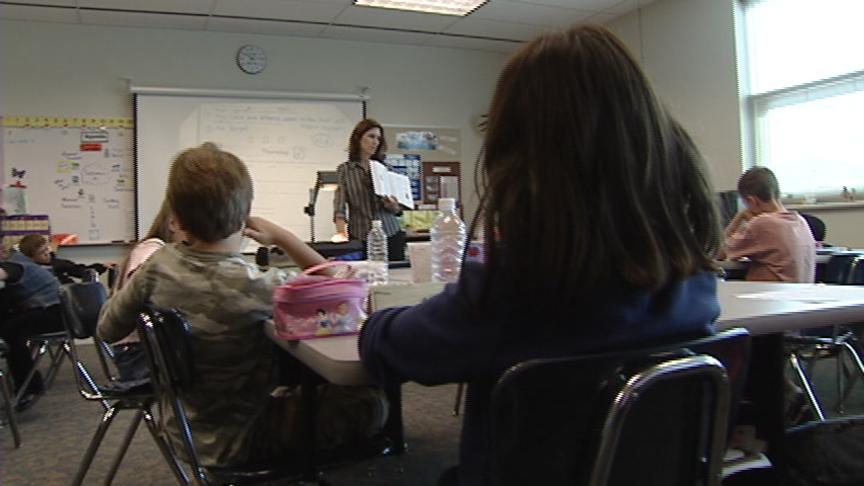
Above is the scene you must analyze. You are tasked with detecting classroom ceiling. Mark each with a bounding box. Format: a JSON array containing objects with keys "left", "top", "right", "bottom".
[{"left": 0, "top": 0, "right": 652, "bottom": 53}]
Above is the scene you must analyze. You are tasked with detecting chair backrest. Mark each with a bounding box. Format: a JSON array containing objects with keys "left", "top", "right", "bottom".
[
  {"left": 58, "top": 281, "right": 108, "bottom": 340},
  {"left": 137, "top": 306, "right": 202, "bottom": 474},
  {"left": 490, "top": 327, "right": 750, "bottom": 486},
  {"left": 849, "top": 256, "right": 864, "bottom": 285},
  {"left": 822, "top": 253, "right": 863, "bottom": 284},
  {"left": 799, "top": 212, "right": 826, "bottom": 243}
]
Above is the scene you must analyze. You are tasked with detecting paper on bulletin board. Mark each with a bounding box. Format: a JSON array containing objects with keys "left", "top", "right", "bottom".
[{"left": 383, "top": 125, "right": 461, "bottom": 160}]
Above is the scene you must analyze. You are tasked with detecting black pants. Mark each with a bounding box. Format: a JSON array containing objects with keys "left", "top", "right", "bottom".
[
  {"left": 0, "top": 304, "right": 64, "bottom": 393},
  {"left": 361, "top": 231, "right": 406, "bottom": 262}
]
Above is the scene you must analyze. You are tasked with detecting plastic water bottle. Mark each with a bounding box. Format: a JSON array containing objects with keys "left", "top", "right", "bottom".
[
  {"left": 431, "top": 198, "right": 466, "bottom": 283},
  {"left": 366, "top": 220, "right": 389, "bottom": 285}
]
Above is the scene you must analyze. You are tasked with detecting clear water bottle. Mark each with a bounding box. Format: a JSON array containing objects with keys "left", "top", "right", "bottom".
[
  {"left": 366, "top": 219, "right": 389, "bottom": 285},
  {"left": 431, "top": 198, "right": 466, "bottom": 283}
]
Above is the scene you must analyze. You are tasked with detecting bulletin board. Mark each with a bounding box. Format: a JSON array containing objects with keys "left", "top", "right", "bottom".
[
  {"left": 383, "top": 125, "right": 463, "bottom": 209},
  {"left": 1, "top": 116, "right": 135, "bottom": 244}
]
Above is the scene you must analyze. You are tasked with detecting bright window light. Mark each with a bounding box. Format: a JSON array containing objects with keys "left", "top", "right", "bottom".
[
  {"left": 353, "top": 0, "right": 488, "bottom": 16},
  {"left": 739, "top": 0, "right": 864, "bottom": 202}
]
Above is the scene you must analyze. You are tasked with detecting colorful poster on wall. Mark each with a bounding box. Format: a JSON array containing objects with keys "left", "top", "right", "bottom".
[{"left": 383, "top": 125, "right": 461, "bottom": 161}]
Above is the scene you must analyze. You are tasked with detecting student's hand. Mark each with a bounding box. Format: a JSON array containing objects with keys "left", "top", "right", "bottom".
[
  {"left": 381, "top": 196, "right": 401, "bottom": 213},
  {"left": 243, "top": 216, "right": 280, "bottom": 245}
]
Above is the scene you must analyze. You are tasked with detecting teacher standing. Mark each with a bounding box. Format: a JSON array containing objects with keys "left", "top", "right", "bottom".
[{"left": 334, "top": 118, "right": 406, "bottom": 261}]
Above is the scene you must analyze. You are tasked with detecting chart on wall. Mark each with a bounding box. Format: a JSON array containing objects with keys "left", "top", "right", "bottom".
[{"left": 0, "top": 116, "right": 135, "bottom": 244}]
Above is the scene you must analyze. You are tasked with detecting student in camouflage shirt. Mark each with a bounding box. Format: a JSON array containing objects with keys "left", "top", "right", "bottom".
[{"left": 97, "top": 143, "right": 387, "bottom": 467}]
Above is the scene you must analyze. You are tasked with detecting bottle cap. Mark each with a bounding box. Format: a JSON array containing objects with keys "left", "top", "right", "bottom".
[
  {"left": 371, "top": 219, "right": 383, "bottom": 228},
  {"left": 438, "top": 198, "right": 456, "bottom": 212}
]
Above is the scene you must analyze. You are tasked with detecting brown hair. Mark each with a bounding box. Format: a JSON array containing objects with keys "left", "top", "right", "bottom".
[
  {"left": 472, "top": 24, "right": 720, "bottom": 316},
  {"left": 348, "top": 118, "right": 387, "bottom": 162},
  {"left": 18, "top": 234, "right": 49, "bottom": 258},
  {"left": 166, "top": 142, "right": 253, "bottom": 243},
  {"left": 113, "top": 200, "right": 177, "bottom": 292},
  {"left": 737, "top": 166, "right": 779, "bottom": 202}
]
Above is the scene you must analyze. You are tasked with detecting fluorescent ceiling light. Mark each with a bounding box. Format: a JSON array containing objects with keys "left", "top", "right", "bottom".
[{"left": 353, "top": 0, "right": 488, "bottom": 16}]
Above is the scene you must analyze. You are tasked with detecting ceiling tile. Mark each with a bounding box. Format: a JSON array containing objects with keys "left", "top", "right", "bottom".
[
  {"left": 444, "top": 17, "right": 550, "bottom": 41},
  {"left": 505, "top": 0, "right": 621, "bottom": 9},
  {"left": 207, "top": 16, "right": 326, "bottom": 37},
  {"left": 321, "top": 25, "right": 435, "bottom": 46},
  {"left": 212, "top": 0, "right": 346, "bottom": 23},
  {"left": 471, "top": 0, "right": 594, "bottom": 27},
  {"left": 78, "top": 0, "right": 216, "bottom": 14},
  {"left": 333, "top": 5, "right": 457, "bottom": 33},
  {"left": 79, "top": 10, "right": 209, "bottom": 30},
  {"left": 0, "top": 4, "right": 78, "bottom": 23},
  {"left": 604, "top": 0, "right": 654, "bottom": 15},
  {"left": 6, "top": 0, "right": 75, "bottom": 5},
  {"left": 425, "top": 34, "right": 520, "bottom": 54}
]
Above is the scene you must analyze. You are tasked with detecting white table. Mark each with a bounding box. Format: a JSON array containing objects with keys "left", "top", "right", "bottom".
[
  {"left": 268, "top": 280, "right": 864, "bottom": 385},
  {"left": 717, "top": 254, "right": 833, "bottom": 272}
]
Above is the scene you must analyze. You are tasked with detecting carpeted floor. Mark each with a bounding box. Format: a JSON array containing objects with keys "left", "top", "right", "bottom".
[
  {"left": 0, "top": 344, "right": 461, "bottom": 485},
  {"left": 4, "top": 340, "right": 864, "bottom": 485}
]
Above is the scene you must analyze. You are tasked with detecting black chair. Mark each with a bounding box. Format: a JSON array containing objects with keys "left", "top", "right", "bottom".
[
  {"left": 137, "top": 306, "right": 305, "bottom": 485},
  {"left": 58, "top": 281, "right": 187, "bottom": 486},
  {"left": 489, "top": 328, "right": 751, "bottom": 486},
  {"left": 0, "top": 338, "right": 21, "bottom": 448},
  {"left": 13, "top": 269, "right": 104, "bottom": 405},
  {"left": 786, "top": 253, "right": 864, "bottom": 417},
  {"left": 799, "top": 213, "right": 826, "bottom": 243}
]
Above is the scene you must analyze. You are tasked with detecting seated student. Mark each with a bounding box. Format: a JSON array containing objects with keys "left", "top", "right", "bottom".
[
  {"left": 17, "top": 234, "right": 108, "bottom": 284},
  {"left": 98, "top": 143, "right": 387, "bottom": 467},
  {"left": 723, "top": 166, "right": 816, "bottom": 282},
  {"left": 359, "top": 24, "right": 722, "bottom": 485},
  {"left": 109, "top": 200, "right": 187, "bottom": 381},
  {"left": 0, "top": 238, "right": 66, "bottom": 408}
]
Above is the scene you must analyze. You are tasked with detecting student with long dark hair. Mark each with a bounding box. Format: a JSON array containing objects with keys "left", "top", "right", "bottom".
[{"left": 359, "top": 24, "right": 722, "bottom": 485}]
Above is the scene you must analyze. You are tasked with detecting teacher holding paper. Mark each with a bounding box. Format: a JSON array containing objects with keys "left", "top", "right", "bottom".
[{"left": 334, "top": 118, "right": 406, "bottom": 261}]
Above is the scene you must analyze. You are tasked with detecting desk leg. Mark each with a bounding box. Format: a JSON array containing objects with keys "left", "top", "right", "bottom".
[
  {"left": 382, "top": 382, "right": 406, "bottom": 455},
  {"left": 299, "top": 366, "right": 320, "bottom": 482},
  {"left": 746, "top": 334, "right": 785, "bottom": 483}
]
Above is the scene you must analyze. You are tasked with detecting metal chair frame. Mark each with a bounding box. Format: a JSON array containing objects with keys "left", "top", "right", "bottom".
[
  {"left": 138, "top": 306, "right": 306, "bottom": 486},
  {"left": 0, "top": 340, "right": 21, "bottom": 448},
  {"left": 787, "top": 254, "right": 864, "bottom": 418},
  {"left": 488, "top": 328, "right": 750, "bottom": 486},
  {"left": 59, "top": 282, "right": 187, "bottom": 486}
]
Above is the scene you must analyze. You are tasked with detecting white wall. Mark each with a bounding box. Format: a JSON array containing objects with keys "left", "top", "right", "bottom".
[
  {"left": 1, "top": 19, "right": 508, "bottom": 263},
  {"left": 608, "top": 0, "right": 864, "bottom": 248}
]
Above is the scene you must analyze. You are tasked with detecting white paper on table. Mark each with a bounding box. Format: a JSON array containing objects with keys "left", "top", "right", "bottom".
[
  {"left": 737, "top": 285, "right": 850, "bottom": 304},
  {"left": 370, "top": 160, "right": 415, "bottom": 209}
]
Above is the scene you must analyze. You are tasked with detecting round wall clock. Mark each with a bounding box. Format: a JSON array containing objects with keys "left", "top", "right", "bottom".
[{"left": 236, "top": 44, "right": 267, "bottom": 74}]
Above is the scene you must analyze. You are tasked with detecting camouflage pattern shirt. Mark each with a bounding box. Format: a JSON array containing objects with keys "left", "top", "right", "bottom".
[{"left": 97, "top": 242, "right": 291, "bottom": 466}]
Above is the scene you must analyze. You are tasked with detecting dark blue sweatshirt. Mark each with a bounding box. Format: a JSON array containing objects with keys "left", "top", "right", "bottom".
[{"left": 359, "top": 262, "right": 720, "bottom": 485}]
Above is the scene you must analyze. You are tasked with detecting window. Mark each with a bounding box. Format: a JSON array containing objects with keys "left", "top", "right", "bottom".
[{"left": 738, "top": 0, "right": 864, "bottom": 203}]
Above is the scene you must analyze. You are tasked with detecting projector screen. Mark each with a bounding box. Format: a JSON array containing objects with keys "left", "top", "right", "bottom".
[{"left": 134, "top": 90, "right": 365, "bottom": 246}]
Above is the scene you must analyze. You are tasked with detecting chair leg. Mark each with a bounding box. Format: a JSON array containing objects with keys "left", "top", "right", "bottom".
[
  {"left": 102, "top": 408, "right": 144, "bottom": 486},
  {"left": 452, "top": 383, "right": 464, "bottom": 417},
  {"left": 836, "top": 341, "right": 864, "bottom": 412},
  {"left": 15, "top": 340, "right": 50, "bottom": 404},
  {"left": 72, "top": 406, "right": 120, "bottom": 486},
  {"left": 141, "top": 407, "right": 190, "bottom": 485},
  {"left": 0, "top": 370, "right": 21, "bottom": 448},
  {"left": 789, "top": 352, "right": 827, "bottom": 421}
]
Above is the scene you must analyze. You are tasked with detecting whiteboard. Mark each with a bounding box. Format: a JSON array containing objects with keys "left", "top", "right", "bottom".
[
  {"left": 135, "top": 92, "right": 364, "bottom": 245},
  {"left": 1, "top": 125, "right": 135, "bottom": 243}
]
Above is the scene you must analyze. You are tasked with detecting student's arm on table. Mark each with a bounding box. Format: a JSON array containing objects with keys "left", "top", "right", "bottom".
[{"left": 359, "top": 283, "right": 497, "bottom": 386}]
